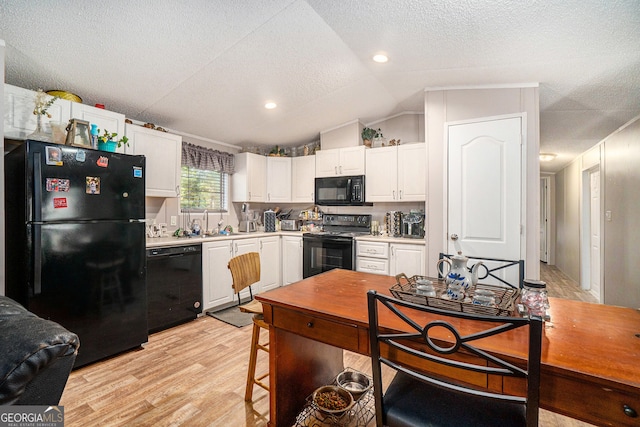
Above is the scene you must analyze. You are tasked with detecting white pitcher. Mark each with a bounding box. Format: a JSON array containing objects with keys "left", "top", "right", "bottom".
[{"left": 436, "top": 252, "right": 483, "bottom": 291}]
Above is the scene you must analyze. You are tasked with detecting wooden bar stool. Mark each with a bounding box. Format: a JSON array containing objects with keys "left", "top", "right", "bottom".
[{"left": 228, "top": 252, "right": 269, "bottom": 401}]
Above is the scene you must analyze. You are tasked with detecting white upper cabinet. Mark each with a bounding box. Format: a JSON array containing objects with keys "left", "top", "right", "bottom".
[
  {"left": 232, "top": 152, "right": 267, "bottom": 202},
  {"left": 266, "top": 156, "right": 291, "bottom": 203},
  {"left": 315, "top": 146, "right": 365, "bottom": 177},
  {"left": 70, "top": 103, "right": 125, "bottom": 150},
  {"left": 366, "top": 143, "right": 426, "bottom": 202},
  {"left": 291, "top": 155, "right": 316, "bottom": 203},
  {"left": 125, "top": 124, "right": 182, "bottom": 198},
  {"left": 4, "top": 84, "right": 71, "bottom": 140}
]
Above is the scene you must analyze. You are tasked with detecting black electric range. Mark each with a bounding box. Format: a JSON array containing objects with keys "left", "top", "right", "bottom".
[{"left": 302, "top": 214, "right": 371, "bottom": 278}]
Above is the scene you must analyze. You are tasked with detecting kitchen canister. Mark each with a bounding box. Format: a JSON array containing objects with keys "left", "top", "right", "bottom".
[
  {"left": 264, "top": 210, "right": 276, "bottom": 232},
  {"left": 385, "top": 211, "right": 403, "bottom": 237}
]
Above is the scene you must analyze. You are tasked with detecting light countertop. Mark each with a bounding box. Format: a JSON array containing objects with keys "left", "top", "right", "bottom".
[{"left": 146, "top": 231, "right": 304, "bottom": 248}]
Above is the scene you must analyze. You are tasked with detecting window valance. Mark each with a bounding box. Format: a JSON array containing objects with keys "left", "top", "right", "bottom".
[{"left": 182, "top": 142, "right": 234, "bottom": 174}]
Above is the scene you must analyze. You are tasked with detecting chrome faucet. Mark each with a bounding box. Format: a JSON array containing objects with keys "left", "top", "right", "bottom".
[{"left": 203, "top": 210, "right": 209, "bottom": 235}]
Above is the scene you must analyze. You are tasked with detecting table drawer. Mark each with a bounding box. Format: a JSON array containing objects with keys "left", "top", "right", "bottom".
[
  {"left": 535, "top": 371, "right": 640, "bottom": 427},
  {"left": 272, "top": 306, "right": 360, "bottom": 353}
]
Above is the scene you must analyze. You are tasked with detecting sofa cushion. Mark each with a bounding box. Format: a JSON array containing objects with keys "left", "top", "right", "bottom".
[{"left": 0, "top": 296, "right": 79, "bottom": 405}]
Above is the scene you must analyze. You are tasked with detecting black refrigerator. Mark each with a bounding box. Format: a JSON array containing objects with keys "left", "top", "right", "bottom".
[{"left": 5, "top": 140, "right": 148, "bottom": 368}]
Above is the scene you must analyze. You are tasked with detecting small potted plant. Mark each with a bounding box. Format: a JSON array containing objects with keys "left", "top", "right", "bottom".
[
  {"left": 97, "top": 129, "right": 129, "bottom": 152},
  {"left": 361, "top": 127, "right": 376, "bottom": 147}
]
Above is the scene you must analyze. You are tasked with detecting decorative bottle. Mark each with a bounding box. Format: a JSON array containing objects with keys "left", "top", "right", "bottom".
[{"left": 90, "top": 124, "right": 99, "bottom": 149}]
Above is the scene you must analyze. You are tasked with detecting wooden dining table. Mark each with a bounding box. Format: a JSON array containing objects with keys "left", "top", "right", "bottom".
[{"left": 256, "top": 269, "right": 640, "bottom": 427}]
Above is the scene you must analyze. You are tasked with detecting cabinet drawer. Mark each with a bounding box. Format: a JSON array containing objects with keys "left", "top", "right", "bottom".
[
  {"left": 356, "top": 257, "right": 389, "bottom": 275},
  {"left": 272, "top": 306, "right": 360, "bottom": 353},
  {"left": 356, "top": 241, "right": 388, "bottom": 258}
]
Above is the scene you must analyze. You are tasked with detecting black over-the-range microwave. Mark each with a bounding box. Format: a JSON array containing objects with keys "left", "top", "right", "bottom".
[{"left": 314, "top": 175, "right": 367, "bottom": 206}]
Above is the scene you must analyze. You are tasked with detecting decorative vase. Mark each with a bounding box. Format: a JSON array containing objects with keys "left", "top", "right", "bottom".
[
  {"left": 98, "top": 141, "right": 117, "bottom": 152},
  {"left": 27, "top": 114, "right": 53, "bottom": 143}
]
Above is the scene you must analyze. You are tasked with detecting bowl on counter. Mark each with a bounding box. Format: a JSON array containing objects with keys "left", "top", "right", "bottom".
[{"left": 312, "top": 385, "right": 354, "bottom": 416}]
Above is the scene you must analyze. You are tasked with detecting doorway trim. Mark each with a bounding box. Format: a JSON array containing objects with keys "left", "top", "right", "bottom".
[
  {"left": 540, "top": 176, "right": 550, "bottom": 263},
  {"left": 580, "top": 165, "right": 602, "bottom": 301}
]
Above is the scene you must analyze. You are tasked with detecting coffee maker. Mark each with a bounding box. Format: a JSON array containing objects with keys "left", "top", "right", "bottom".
[{"left": 402, "top": 211, "right": 425, "bottom": 239}]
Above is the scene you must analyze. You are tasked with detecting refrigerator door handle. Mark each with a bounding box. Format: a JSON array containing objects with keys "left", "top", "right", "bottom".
[
  {"left": 33, "top": 154, "right": 43, "bottom": 222},
  {"left": 33, "top": 224, "right": 42, "bottom": 295}
]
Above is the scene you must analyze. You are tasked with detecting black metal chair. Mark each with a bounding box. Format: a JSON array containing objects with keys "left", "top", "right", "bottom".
[
  {"left": 439, "top": 252, "right": 525, "bottom": 289},
  {"left": 367, "top": 290, "right": 542, "bottom": 427}
]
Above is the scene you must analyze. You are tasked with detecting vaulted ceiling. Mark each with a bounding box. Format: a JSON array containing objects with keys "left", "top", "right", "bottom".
[{"left": 1, "top": 0, "right": 639, "bottom": 172}]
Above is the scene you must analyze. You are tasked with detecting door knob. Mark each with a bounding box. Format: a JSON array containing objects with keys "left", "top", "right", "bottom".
[{"left": 450, "top": 234, "right": 459, "bottom": 241}]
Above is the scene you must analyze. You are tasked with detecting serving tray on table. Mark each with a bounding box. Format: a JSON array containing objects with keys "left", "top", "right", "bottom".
[{"left": 390, "top": 273, "right": 520, "bottom": 317}]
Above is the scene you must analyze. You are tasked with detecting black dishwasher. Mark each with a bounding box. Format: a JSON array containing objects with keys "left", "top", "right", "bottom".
[{"left": 146, "top": 245, "right": 202, "bottom": 333}]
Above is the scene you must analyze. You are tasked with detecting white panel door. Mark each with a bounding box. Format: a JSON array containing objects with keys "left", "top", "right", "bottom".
[
  {"left": 447, "top": 116, "right": 522, "bottom": 261},
  {"left": 590, "top": 170, "right": 601, "bottom": 300}
]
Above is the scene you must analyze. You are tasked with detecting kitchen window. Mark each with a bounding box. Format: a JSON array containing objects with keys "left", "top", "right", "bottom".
[{"left": 180, "top": 142, "right": 234, "bottom": 213}]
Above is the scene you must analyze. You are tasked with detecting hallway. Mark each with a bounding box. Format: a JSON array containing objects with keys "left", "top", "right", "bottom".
[{"left": 540, "top": 262, "right": 598, "bottom": 304}]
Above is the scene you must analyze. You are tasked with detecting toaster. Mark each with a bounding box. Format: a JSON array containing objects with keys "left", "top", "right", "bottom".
[{"left": 280, "top": 219, "right": 299, "bottom": 231}]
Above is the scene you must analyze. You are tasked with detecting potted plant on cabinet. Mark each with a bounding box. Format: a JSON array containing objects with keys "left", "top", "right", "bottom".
[
  {"left": 97, "top": 129, "right": 129, "bottom": 152},
  {"left": 361, "top": 127, "right": 376, "bottom": 147}
]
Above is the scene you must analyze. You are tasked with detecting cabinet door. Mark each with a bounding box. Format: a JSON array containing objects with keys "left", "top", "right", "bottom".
[
  {"left": 365, "top": 146, "right": 397, "bottom": 202},
  {"left": 259, "top": 236, "right": 281, "bottom": 292},
  {"left": 233, "top": 238, "right": 259, "bottom": 297},
  {"left": 126, "top": 124, "right": 182, "bottom": 197},
  {"left": 4, "top": 84, "right": 71, "bottom": 140},
  {"left": 389, "top": 243, "right": 426, "bottom": 277},
  {"left": 232, "top": 153, "right": 266, "bottom": 202},
  {"left": 315, "top": 149, "right": 340, "bottom": 177},
  {"left": 71, "top": 103, "right": 125, "bottom": 152},
  {"left": 339, "top": 146, "right": 366, "bottom": 176},
  {"left": 267, "top": 157, "right": 292, "bottom": 202},
  {"left": 292, "top": 156, "right": 316, "bottom": 203},
  {"left": 202, "top": 240, "right": 234, "bottom": 309},
  {"left": 282, "top": 236, "right": 303, "bottom": 285},
  {"left": 398, "top": 143, "right": 426, "bottom": 201}
]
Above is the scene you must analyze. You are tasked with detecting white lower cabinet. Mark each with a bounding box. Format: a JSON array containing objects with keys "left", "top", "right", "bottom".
[
  {"left": 389, "top": 243, "right": 426, "bottom": 277},
  {"left": 282, "top": 236, "right": 303, "bottom": 285},
  {"left": 356, "top": 241, "right": 389, "bottom": 275},
  {"left": 202, "top": 238, "right": 259, "bottom": 311},
  {"left": 356, "top": 240, "right": 425, "bottom": 277},
  {"left": 202, "top": 240, "right": 234, "bottom": 309},
  {"left": 259, "top": 236, "right": 281, "bottom": 292}
]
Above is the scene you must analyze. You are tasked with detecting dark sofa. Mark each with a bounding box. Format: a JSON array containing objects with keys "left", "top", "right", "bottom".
[{"left": 0, "top": 295, "right": 79, "bottom": 405}]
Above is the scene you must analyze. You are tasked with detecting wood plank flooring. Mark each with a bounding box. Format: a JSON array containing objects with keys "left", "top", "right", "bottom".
[{"left": 59, "top": 263, "right": 597, "bottom": 426}]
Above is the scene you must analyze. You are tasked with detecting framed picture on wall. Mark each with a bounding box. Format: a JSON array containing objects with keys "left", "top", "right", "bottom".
[{"left": 65, "top": 119, "right": 92, "bottom": 148}]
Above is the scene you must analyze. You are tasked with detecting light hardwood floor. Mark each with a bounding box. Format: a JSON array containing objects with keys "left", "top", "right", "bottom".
[{"left": 59, "top": 263, "right": 597, "bottom": 426}]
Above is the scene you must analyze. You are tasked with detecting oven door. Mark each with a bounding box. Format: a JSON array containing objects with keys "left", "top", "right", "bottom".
[{"left": 303, "top": 235, "right": 354, "bottom": 278}]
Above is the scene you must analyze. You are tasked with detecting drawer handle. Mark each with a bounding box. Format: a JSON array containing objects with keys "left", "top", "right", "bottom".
[
  {"left": 307, "top": 321, "right": 314, "bottom": 328},
  {"left": 624, "top": 404, "right": 638, "bottom": 418}
]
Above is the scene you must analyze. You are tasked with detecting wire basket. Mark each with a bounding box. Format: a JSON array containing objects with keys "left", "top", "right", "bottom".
[
  {"left": 390, "top": 274, "right": 520, "bottom": 317},
  {"left": 295, "top": 368, "right": 375, "bottom": 427}
]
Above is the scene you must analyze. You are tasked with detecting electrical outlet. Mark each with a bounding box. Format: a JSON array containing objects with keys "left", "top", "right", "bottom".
[{"left": 170, "top": 216, "right": 177, "bottom": 226}]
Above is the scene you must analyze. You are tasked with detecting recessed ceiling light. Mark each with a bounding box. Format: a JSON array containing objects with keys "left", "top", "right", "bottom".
[
  {"left": 373, "top": 54, "right": 388, "bottom": 63},
  {"left": 265, "top": 102, "right": 277, "bottom": 109},
  {"left": 539, "top": 153, "right": 557, "bottom": 162}
]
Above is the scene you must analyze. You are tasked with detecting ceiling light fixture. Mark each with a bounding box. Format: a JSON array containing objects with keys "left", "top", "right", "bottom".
[
  {"left": 539, "top": 153, "right": 557, "bottom": 162},
  {"left": 373, "top": 54, "right": 388, "bottom": 63},
  {"left": 264, "top": 102, "right": 277, "bottom": 109}
]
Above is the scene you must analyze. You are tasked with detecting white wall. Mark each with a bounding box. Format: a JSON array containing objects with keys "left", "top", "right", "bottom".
[
  {"left": 424, "top": 85, "right": 540, "bottom": 279},
  {"left": 553, "top": 115, "right": 640, "bottom": 308}
]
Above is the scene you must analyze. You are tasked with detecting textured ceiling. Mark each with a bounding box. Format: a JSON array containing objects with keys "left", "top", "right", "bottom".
[{"left": 1, "top": 0, "right": 639, "bottom": 172}]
